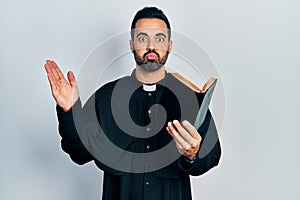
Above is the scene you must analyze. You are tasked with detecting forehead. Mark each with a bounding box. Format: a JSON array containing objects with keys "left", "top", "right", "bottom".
[{"left": 134, "top": 18, "right": 169, "bottom": 36}]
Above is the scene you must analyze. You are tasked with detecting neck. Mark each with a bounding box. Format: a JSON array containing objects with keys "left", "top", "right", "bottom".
[{"left": 135, "top": 65, "right": 166, "bottom": 84}]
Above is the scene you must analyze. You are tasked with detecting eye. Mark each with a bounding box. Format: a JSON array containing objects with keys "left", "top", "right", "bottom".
[
  {"left": 138, "top": 36, "right": 147, "bottom": 43},
  {"left": 156, "top": 37, "right": 165, "bottom": 43}
]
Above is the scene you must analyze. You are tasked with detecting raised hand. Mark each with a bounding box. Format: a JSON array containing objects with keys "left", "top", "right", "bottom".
[
  {"left": 166, "top": 120, "right": 202, "bottom": 161},
  {"left": 44, "top": 60, "right": 79, "bottom": 112}
]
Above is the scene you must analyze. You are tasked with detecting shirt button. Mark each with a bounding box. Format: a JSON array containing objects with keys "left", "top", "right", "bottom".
[
  {"left": 146, "top": 145, "right": 150, "bottom": 150},
  {"left": 146, "top": 127, "right": 151, "bottom": 132},
  {"left": 148, "top": 93, "right": 152, "bottom": 96},
  {"left": 145, "top": 181, "right": 150, "bottom": 186}
]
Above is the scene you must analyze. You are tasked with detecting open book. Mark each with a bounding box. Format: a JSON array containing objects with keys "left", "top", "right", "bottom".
[{"left": 172, "top": 72, "right": 217, "bottom": 130}]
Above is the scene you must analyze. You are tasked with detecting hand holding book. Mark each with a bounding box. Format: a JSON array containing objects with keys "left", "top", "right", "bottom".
[{"left": 166, "top": 72, "right": 217, "bottom": 160}]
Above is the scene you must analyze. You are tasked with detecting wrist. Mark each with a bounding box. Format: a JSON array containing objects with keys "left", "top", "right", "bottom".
[
  {"left": 62, "top": 105, "right": 72, "bottom": 112},
  {"left": 184, "top": 155, "right": 197, "bottom": 164}
]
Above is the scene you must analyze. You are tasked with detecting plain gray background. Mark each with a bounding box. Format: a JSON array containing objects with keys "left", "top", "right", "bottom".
[{"left": 1, "top": 0, "right": 299, "bottom": 199}]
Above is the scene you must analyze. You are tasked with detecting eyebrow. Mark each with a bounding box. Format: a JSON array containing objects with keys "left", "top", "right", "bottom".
[
  {"left": 136, "top": 32, "right": 167, "bottom": 38},
  {"left": 155, "top": 33, "right": 167, "bottom": 38},
  {"left": 136, "top": 32, "right": 148, "bottom": 38}
]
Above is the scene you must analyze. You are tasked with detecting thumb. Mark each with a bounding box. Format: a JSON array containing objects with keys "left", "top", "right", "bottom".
[{"left": 67, "top": 71, "right": 77, "bottom": 87}]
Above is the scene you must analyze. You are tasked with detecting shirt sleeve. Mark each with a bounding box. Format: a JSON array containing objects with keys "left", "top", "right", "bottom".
[
  {"left": 177, "top": 110, "right": 221, "bottom": 175},
  {"left": 56, "top": 99, "right": 94, "bottom": 165},
  {"left": 56, "top": 92, "right": 127, "bottom": 175}
]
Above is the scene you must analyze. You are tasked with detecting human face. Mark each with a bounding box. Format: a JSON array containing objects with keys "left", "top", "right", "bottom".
[{"left": 130, "top": 18, "right": 172, "bottom": 72}]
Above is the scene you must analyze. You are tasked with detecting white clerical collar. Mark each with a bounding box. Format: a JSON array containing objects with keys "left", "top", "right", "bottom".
[{"left": 143, "top": 84, "right": 156, "bottom": 92}]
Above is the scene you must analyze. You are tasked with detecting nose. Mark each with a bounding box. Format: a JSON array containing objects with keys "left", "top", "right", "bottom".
[{"left": 147, "top": 38, "right": 155, "bottom": 51}]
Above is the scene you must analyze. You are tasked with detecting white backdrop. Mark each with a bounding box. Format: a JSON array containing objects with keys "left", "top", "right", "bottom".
[{"left": 1, "top": 0, "right": 299, "bottom": 199}]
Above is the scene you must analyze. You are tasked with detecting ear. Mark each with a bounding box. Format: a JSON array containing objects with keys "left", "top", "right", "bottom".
[
  {"left": 130, "top": 39, "right": 134, "bottom": 53},
  {"left": 168, "top": 40, "right": 173, "bottom": 52}
]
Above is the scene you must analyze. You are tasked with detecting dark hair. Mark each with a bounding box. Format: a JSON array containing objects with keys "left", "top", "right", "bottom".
[{"left": 131, "top": 7, "right": 171, "bottom": 40}]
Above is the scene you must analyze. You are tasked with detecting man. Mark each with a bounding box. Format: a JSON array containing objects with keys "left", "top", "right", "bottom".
[{"left": 45, "top": 7, "right": 221, "bottom": 200}]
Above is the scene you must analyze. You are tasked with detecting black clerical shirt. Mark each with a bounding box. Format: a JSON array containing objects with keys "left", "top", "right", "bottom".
[{"left": 56, "top": 71, "right": 221, "bottom": 200}]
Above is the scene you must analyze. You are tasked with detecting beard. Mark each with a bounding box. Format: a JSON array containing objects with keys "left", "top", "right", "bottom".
[{"left": 133, "top": 49, "right": 170, "bottom": 72}]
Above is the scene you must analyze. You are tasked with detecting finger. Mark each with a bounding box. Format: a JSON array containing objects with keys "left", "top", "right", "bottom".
[
  {"left": 45, "top": 63, "right": 58, "bottom": 90},
  {"left": 180, "top": 122, "right": 201, "bottom": 150},
  {"left": 167, "top": 122, "right": 190, "bottom": 150},
  {"left": 46, "top": 60, "right": 60, "bottom": 81},
  {"left": 52, "top": 60, "right": 66, "bottom": 81},
  {"left": 171, "top": 136, "right": 187, "bottom": 155},
  {"left": 44, "top": 61, "right": 52, "bottom": 74},
  {"left": 182, "top": 121, "right": 202, "bottom": 148},
  {"left": 46, "top": 71, "right": 58, "bottom": 91},
  {"left": 176, "top": 143, "right": 186, "bottom": 154},
  {"left": 45, "top": 61, "right": 56, "bottom": 80},
  {"left": 182, "top": 120, "right": 201, "bottom": 140},
  {"left": 176, "top": 142, "right": 195, "bottom": 158},
  {"left": 172, "top": 120, "right": 195, "bottom": 145},
  {"left": 168, "top": 121, "right": 191, "bottom": 148},
  {"left": 167, "top": 125, "right": 195, "bottom": 156},
  {"left": 49, "top": 60, "right": 65, "bottom": 82},
  {"left": 67, "top": 71, "right": 77, "bottom": 87}
]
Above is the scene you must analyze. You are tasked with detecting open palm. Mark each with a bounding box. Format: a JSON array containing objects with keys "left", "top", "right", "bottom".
[{"left": 44, "top": 60, "right": 79, "bottom": 112}]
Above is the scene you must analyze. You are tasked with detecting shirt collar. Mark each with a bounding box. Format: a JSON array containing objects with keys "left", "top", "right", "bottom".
[
  {"left": 129, "top": 69, "right": 169, "bottom": 93},
  {"left": 143, "top": 84, "right": 156, "bottom": 92}
]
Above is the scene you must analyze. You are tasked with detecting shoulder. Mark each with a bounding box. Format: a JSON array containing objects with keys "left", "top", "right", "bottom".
[
  {"left": 96, "top": 76, "right": 129, "bottom": 93},
  {"left": 94, "top": 75, "right": 132, "bottom": 100}
]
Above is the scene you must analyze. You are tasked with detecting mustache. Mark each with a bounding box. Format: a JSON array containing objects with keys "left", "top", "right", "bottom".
[{"left": 143, "top": 50, "right": 160, "bottom": 59}]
